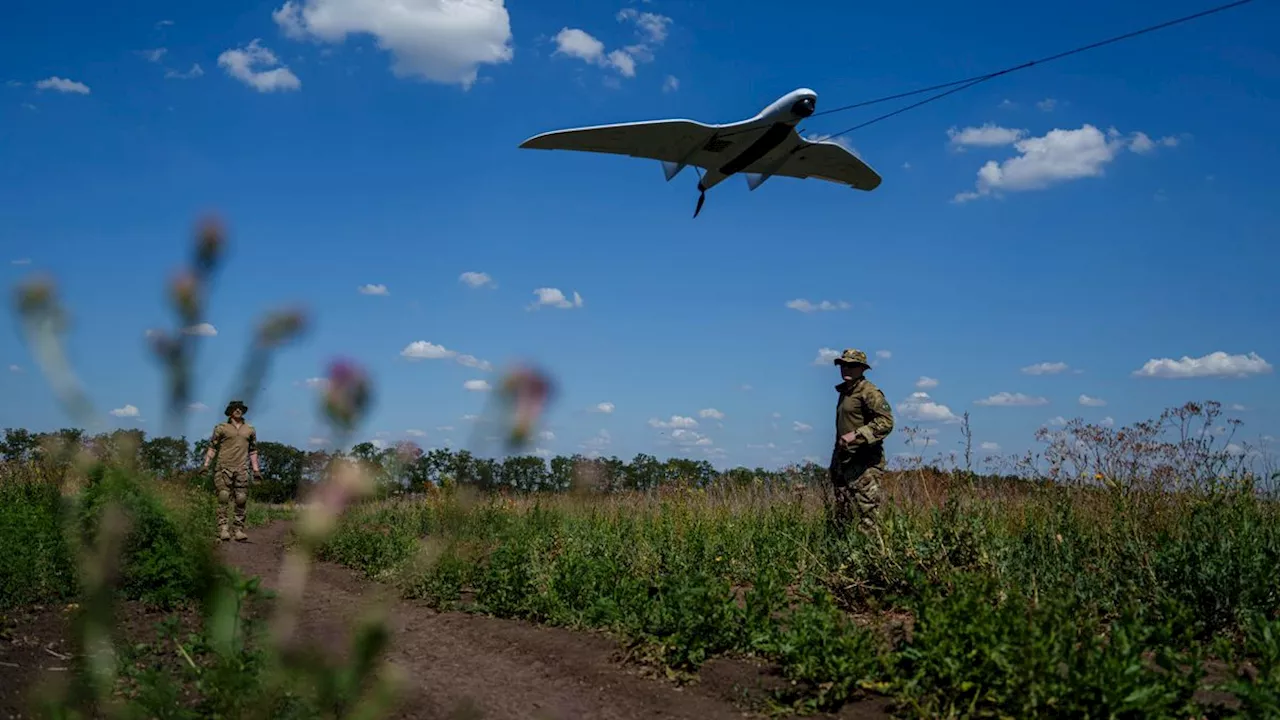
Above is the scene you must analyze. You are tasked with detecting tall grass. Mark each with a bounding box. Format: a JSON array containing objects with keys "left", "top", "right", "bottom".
[{"left": 318, "top": 437, "right": 1280, "bottom": 717}]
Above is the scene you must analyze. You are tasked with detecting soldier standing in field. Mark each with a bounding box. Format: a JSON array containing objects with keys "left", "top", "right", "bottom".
[
  {"left": 829, "top": 349, "right": 894, "bottom": 529},
  {"left": 202, "top": 399, "right": 261, "bottom": 542}
]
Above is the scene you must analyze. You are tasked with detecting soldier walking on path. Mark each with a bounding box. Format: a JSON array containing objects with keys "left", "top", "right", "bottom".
[
  {"left": 828, "top": 349, "right": 894, "bottom": 529},
  {"left": 202, "top": 399, "right": 261, "bottom": 542}
]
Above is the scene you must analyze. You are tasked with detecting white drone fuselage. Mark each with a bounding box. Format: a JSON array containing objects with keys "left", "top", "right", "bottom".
[
  {"left": 674, "top": 87, "right": 819, "bottom": 192},
  {"left": 518, "top": 87, "right": 880, "bottom": 217}
]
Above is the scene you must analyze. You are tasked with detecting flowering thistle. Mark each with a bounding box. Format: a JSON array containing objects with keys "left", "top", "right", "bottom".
[
  {"left": 256, "top": 308, "right": 307, "bottom": 349},
  {"left": 15, "top": 274, "right": 59, "bottom": 320},
  {"left": 498, "top": 364, "right": 554, "bottom": 449},
  {"left": 193, "top": 215, "right": 224, "bottom": 275},
  {"left": 169, "top": 270, "right": 200, "bottom": 326},
  {"left": 322, "top": 359, "right": 373, "bottom": 434}
]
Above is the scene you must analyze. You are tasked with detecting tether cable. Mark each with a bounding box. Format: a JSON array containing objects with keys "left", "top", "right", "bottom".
[{"left": 733, "top": 0, "right": 1259, "bottom": 142}]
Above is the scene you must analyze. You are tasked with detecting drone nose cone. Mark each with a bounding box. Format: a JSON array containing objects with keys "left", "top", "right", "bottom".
[{"left": 793, "top": 97, "right": 816, "bottom": 117}]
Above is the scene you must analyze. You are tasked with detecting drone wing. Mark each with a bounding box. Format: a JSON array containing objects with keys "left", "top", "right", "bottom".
[
  {"left": 518, "top": 119, "right": 725, "bottom": 165},
  {"left": 758, "top": 136, "right": 883, "bottom": 191}
]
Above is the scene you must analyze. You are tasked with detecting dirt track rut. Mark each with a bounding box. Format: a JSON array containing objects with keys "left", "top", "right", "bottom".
[{"left": 221, "top": 520, "right": 873, "bottom": 720}]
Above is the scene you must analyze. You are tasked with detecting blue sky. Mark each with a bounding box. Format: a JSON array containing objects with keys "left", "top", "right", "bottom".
[{"left": 3, "top": 0, "right": 1278, "bottom": 471}]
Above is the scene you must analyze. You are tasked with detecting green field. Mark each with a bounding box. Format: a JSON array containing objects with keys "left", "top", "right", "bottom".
[{"left": 3, "top": 398, "right": 1278, "bottom": 718}]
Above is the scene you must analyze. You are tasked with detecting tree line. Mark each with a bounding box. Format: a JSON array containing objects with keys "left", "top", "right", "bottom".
[{"left": 2, "top": 426, "right": 874, "bottom": 502}]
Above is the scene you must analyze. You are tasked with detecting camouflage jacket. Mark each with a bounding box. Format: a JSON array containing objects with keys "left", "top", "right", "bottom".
[
  {"left": 210, "top": 420, "right": 257, "bottom": 472},
  {"left": 832, "top": 377, "right": 894, "bottom": 459}
]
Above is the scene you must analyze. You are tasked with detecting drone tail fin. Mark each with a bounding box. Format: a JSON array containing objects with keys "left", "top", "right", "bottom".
[
  {"left": 661, "top": 160, "right": 685, "bottom": 181},
  {"left": 745, "top": 173, "right": 769, "bottom": 191}
]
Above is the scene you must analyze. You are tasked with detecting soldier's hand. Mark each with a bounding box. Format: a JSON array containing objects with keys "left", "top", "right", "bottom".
[{"left": 838, "top": 431, "right": 861, "bottom": 449}]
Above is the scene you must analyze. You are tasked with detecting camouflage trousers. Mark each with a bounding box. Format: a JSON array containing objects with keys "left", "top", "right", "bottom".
[
  {"left": 214, "top": 467, "right": 249, "bottom": 530},
  {"left": 829, "top": 457, "right": 883, "bottom": 529}
]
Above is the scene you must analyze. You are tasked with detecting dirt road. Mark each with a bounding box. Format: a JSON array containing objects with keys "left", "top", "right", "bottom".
[
  {"left": 221, "top": 520, "right": 896, "bottom": 720},
  {"left": 2, "top": 519, "right": 891, "bottom": 719}
]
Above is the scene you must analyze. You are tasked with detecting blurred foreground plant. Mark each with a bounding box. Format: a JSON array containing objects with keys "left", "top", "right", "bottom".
[{"left": 13, "top": 217, "right": 403, "bottom": 719}]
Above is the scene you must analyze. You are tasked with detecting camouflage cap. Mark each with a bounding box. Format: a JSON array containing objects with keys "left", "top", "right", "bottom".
[
  {"left": 224, "top": 400, "right": 249, "bottom": 416},
  {"left": 833, "top": 349, "right": 870, "bottom": 368}
]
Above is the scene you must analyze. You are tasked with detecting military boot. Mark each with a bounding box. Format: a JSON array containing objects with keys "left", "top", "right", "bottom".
[
  {"left": 234, "top": 528, "right": 248, "bottom": 542},
  {"left": 218, "top": 525, "right": 231, "bottom": 542}
]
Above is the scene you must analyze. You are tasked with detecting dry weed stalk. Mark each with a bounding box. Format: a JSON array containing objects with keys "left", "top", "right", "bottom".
[{"left": 12, "top": 216, "right": 402, "bottom": 719}]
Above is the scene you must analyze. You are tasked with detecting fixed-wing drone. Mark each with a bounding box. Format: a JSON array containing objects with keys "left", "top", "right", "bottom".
[{"left": 518, "top": 88, "right": 882, "bottom": 217}]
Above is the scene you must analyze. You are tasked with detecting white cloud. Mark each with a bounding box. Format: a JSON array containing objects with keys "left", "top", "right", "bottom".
[
  {"left": 140, "top": 48, "right": 168, "bottom": 63},
  {"left": 975, "top": 392, "right": 1049, "bottom": 407},
  {"left": 617, "top": 8, "right": 671, "bottom": 43},
  {"left": 9, "top": 364, "right": 23, "bottom": 373},
  {"left": 1128, "top": 132, "right": 1182, "bottom": 154},
  {"left": 401, "top": 341, "right": 454, "bottom": 360},
  {"left": 358, "top": 283, "right": 389, "bottom": 295},
  {"left": 463, "top": 379, "right": 491, "bottom": 391},
  {"left": 36, "top": 77, "right": 90, "bottom": 94},
  {"left": 980, "top": 441, "right": 1001, "bottom": 451},
  {"left": 1022, "top": 362, "right": 1069, "bottom": 375},
  {"left": 793, "top": 421, "right": 812, "bottom": 433},
  {"left": 553, "top": 29, "right": 636, "bottom": 77},
  {"left": 1036, "top": 98, "right": 1057, "bottom": 112},
  {"left": 952, "top": 125, "right": 1176, "bottom": 203},
  {"left": 11, "top": 258, "right": 32, "bottom": 265},
  {"left": 189, "top": 402, "right": 207, "bottom": 411},
  {"left": 399, "top": 341, "right": 493, "bottom": 371},
  {"left": 947, "top": 123, "right": 1026, "bottom": 148},
  {"left": 165, "top": 64, "right": 204, "bottom": 80},
  {"left": 218, "top": 40, "right": 300, "bottom": 92},
  {"left": 876, "top": 350, "right": 892, "bottom": 360},
  {"left": 459, "top": 271, "right": 494, "bottom": 288},
  {"left": 901, "top": 391, "right": 959, "bottom": 423},
  {"left": 649, "top": 415, "right": 698, "bottom": 429},
  {"left": 552, "top": 8, "right": 672, "bottom": 80},
  {"left": 405, "top": 429, "right": 427, "bottom": 438},
  {"left": 667, "top": 427, "right": 713, "bottom": 448},
  {"left": 699, "top": 408, "right": 724, "bottom": 420},
  {"left": 182, "top": 322, "right": 217, "bottom": 336},
  {"left": 302, "top": 377, "right": 328, "bottom": 389},
  {"left": 591, "top": 402, "right": 615, "bottom": 414},
  {"left": 813, "top": 348, "right": 840, "bottom": 365},
  {"left": 1132, "top": 351, "right": 1272, "bottom": 379},
  {"left": 916, "top": 376, "right": 939, "bottom": 389},
  {"left": 273, "top": 0, "right": 512, "bottom": 89},
  {"left": 1101, "top": 416, "right": 1115, "bottom": 427},
  {"left": 529, "top": 287, "right": 583, "bottom": 310},
  {"left": 662, "top": 75, "right": 679, "bottom": 93},
  {"left": 580, "top": 429, "right": 612, "bottom": 456},
  {"left": 538, "top": 430, "right": 555, "bottom": 441},
  {"left": 110, "top": 404, "right": 140, "bottom": 418},
  {"left": 1078, "top": 394, "right": 1107, "bottom": 407},
  {"left": 456, "top": 354, "right": 491, "bottom": 371},
  {"left": 785, "top": 298, "right": 851, "bottom": 312}
]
